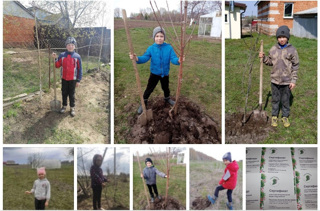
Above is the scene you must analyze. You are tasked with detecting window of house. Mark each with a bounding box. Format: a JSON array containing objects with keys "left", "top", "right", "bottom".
[
  {"left": 225, "top": 14, "right": 228, "bottom": 23},
  {"left": 284, "top": 3, "right": 294, "bottom": 18}
]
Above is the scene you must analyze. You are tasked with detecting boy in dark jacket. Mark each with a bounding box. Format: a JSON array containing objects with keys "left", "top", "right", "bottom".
[
  {"left": 259, "top": 25, "right": 299, "bottom": 127},
  {"left": 140, "top": 157, "right": 167, "bottom": 202},
  {"left": 52, "top": 37, "right": 82, "bottom": 117},
  {"left": 208, "top": 152, "right": 239, "bottom": 210},
  {"left": 129, "top": 26, "right": 183, "bottom": 114},
  {"left": 90, "top": 154, "right": 107, "bottom": 210}
]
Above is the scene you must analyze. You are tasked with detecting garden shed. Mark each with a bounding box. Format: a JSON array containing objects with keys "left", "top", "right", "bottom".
[
  {"left": 177, "top": 151, "right": 187, "bottom": 164},
  {"left": 198, "top": 11, "right": 222, "bottom": 38}
]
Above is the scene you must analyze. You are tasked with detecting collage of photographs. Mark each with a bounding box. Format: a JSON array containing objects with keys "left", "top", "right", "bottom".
[{"left": 0, "top": 0, "right": 318, "bottom": 210}]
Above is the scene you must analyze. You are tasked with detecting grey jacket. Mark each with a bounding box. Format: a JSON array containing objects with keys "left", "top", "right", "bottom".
[
  {"left": 263, "top": 43, "right": 299, "bottom": 85},
  {"left": 143, "top": 166, "right": 166, "bottom": 185},
  {"left": 31, "top": 178, "right": 51, "bottom": 200}
]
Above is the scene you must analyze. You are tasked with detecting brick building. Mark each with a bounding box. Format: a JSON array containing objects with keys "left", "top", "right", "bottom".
[
  {"left": 255, "top": 1, "right": 317, "bottom": 35},
  {"left": 3, "top": 1, "right": 35, "bottom": 48}
]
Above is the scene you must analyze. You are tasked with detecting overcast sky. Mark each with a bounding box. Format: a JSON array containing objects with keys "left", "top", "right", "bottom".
[
  {"left": 238, "top": 1, "right": 258, "bottom": 17},
  {"left": 3, "top": 147, "right": 73, "bottom": 164},
  {"left": 114, "top": 0, "right": 182, "bottom": 18},
  {"left": 77, "top": 147, "right": 130, "bottom": 175},
  {"left": 192, "top": 146, "right": 244, "bottom": 161}
]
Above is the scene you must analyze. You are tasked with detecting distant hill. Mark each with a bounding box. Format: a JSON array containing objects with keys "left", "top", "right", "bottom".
[{"left": 190, "top": 148, "right": 216, "bottom": 161}]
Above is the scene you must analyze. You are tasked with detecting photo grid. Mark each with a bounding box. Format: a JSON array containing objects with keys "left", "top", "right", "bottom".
[{"left": 1, "top": 0, "right": 318, "bottom": 210}]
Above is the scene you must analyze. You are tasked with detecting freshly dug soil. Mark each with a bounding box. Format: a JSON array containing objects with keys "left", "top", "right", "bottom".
[
  {"left": 145, "top": 196, "right": 185, "bottom": 210},
  {"left": 128, "top": 97, "right": 221, "bottom": 144},
  {"left": 225, "top": 112, "right": 274, "bottom": 144},
  {"left": 191, "top": 197, "right": 211, "bottom": 210}
]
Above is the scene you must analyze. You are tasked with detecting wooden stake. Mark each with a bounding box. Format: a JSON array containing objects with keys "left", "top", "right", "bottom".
[{"left": 165, "top": 148, "right": 170, "bottom": 207}]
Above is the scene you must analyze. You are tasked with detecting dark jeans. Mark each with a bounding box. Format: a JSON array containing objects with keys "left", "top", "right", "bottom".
[
  {"left": 271, "top": 83, "right": 291, "bottom": 117},
  {"left": 62, "top": 79, "right": 77, "bottom": 107},
  {"left": 147, "top": 184, "right": 159, "bottom": 198},
  {"left": 34, "top": 198, "right": 46, "bottom": 210},
  {"left": 143, "top": 73, "right": 170, "bottom": 100},
  {"left": 92, "top": 186, "right": 102, "bottom": 210},
  {"left": 214, "top": 185, "right": 233, "bottom": 202}
]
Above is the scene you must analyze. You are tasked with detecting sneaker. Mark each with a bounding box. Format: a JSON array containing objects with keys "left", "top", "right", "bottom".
[
  {"left": 226, "top": 202, "right": 233, "bottom": 210},
  {"left": 138, "top": 99, "right": 148, "bottom": 114},
  {"left": 164, "top": 97, "right": 175, "bottom": 106},
  {"left": 151, "top": 197, "right": 154, "bottom": 203},
  {"left": 271, "top": 116, "right": 278, "bottom": 127},
  {"left": 207, "top": 195, "right": 217, "bottom": 205},
  {"left": 60, "top": 106, "right": 66, "bottom": 114},
  {"left": 70, "top": 107, "right": 75, "bottom": 117},
  {"left": 156, "top": 195, "right": 161, "bottom": 200},
  {"left": 282, "top": 117, "right": 290, "bottom": 127}
]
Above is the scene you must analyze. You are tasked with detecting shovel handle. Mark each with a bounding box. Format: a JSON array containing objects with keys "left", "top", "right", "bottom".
[
  {"left": 259, "top": 40, "right": 263, "bottom": 109},
  {"left": 53, "top": 57, "right": 57, "bottom": 101},
  {"left": 122, "top": 10, "right": 147, "bottom": 113}
]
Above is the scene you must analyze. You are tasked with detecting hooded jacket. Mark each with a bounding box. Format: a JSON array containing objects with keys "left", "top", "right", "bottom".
[
  {"left": 219, "top": 161, "right": 239, "bottom": 190},
  {"left": 263, "top": 43, "right": 299, "bottom": 85},
  {"left": 90, "top": 165, "right": 107, "bottom": 188},
  {"left": 55, "top": 51, "right": 82, "bottom": 82},
  {"left": 137, "top": 43, "right": 180, "bottom": 77},
  {"left": 143, "top": 166, "right": 166, "bottom": 185},
  {"left": 31, "top": 178, "right": 51, "bottom": 200}
]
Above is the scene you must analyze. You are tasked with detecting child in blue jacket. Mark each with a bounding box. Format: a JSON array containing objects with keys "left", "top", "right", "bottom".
[{"left": 130, "top": 26, "right": 183, "bottom": 114}]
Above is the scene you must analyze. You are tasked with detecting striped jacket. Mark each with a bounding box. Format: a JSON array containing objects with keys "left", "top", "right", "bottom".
[
  {"left": 90, "top": 165, "right": 107, "bottom": 188},
  {"left": 55, "top": 51, "right": 82, "bottom": 82}
]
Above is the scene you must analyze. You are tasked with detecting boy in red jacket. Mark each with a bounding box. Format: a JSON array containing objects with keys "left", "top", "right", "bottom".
[
  {"left": 207, "top": 152, "right": 239, "bottom": 210},
  {"left": 52, "top": 37, "right": 82, "bottom": 117}
]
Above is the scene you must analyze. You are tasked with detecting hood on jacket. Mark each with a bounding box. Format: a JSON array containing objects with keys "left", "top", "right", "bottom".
[{"left": 227, "top": 160, "right": 239, "bottom": 172}]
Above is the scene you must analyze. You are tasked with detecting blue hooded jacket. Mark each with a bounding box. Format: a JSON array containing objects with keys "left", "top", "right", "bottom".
[{"left": 137, "top": 42, "right": 180, "bottom": 77}]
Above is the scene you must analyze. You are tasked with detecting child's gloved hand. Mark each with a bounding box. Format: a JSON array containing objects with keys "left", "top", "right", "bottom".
[
  {"left": 25, "top": 191, "right": 32, "bottom": 194},
  {"left": 289, "top": 83, "right": 296, "bottom": 90},
  {"left": 259, "top": 52, "right": 265, "bottom": 58},
  {"left": 129, "top": 53, "right": 138, "bottom": 61},
  {"left": 52, "top": 52, "right": 57, "bottom": 59}
]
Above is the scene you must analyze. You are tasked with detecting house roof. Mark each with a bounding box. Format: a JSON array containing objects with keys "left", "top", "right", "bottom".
[
  {"left": 254, "top": 1, "right": 263, "bottom": 6},
  {"left": 294, "top": 7, "right": 317, "bottom": 15},
  {"left": 12, "top": 1, "right": 34, "bottom": 17},
  {"left": 225, "top": 1, "right": 247, "bottom": 10},
  {"left": 200, "top": 12, "right": 216, "bottom": 18}
]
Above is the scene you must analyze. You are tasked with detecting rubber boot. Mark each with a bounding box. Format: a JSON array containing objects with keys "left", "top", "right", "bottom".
[
  {"left": 138, "top": 99, "right": 148, "bottom": 114},
  {"left": 164, "top": 97, "right": 175, "bottom": 106},
  {"left": 207, "top": 195, "right": 217, "bottom": 205},
  {"left": 226, "top": 202, "right": 233, "bottom": 210}
]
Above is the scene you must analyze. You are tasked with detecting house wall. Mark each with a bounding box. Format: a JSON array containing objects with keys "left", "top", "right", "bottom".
[
  {"left": 257, "top": 1, "right": 317, "bottom": 35},
  {"left": 225, "top": 5, "right": 242, "bottom": 39},
  {"left": 3, "top": 15, "right": 35, "bottom": 48}
]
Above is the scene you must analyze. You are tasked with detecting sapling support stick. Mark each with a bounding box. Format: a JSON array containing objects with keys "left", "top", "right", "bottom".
[
  {"left": 165, "top": 148, "right": 170, "bottom": 207},
  {"left": 137, "top": 151, "right": 150, "bottom": 208}
]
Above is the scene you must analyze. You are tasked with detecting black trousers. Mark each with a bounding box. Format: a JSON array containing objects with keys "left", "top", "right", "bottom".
[
  {"left": 92, "top": 186, "right": 102, "bottom": 210},
  {"left": 271, "top": 83, "right": 291, "bottom": 117},
  {"left": 61, "top": 79, "right": 77, "bottom": 107},
  {"left": 143, "top": 73, "right": 170, "bottom": 100},
  {"left": 34, "top": 198, "right": 46, "bottom": 210},
  {"left": 214, "top": 185, "right": 233, "bottom": 202},
  {"left": 147, "top": 184, "right": 159, "bottom": 198}
]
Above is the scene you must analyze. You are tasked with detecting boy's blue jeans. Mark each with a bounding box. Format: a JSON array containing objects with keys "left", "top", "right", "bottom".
[
  {"left": 271, "top": 83, "right": 291, "bottom": 117},
  {"left": 214, "top": 185, "right": 233, "bottom": 202}
]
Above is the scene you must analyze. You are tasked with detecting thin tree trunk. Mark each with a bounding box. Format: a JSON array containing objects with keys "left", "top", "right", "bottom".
[
  {"left": 33, "top": 4, "right": 42, "bottom": 102},
  {"left": 165, "top": 148, "right": 170, "bottom": 207}
]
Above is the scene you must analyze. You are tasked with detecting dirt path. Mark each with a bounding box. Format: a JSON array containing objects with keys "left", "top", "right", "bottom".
[{"left": 4, "top": 69, "right": 110, "bottom": 144}]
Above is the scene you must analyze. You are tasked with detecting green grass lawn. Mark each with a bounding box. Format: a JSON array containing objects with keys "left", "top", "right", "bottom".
[
  {"left": 225, "top": 33, "right": 317, "bottom": 144},
  {"left": 133, "top": 158, "right": 186, "bottom": 210},
  {"left": 114, "top": 26, "right": 221, "bottom": 143},
  {"left": 3, "top": 164, "right": 74, "bottom": 210}
]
